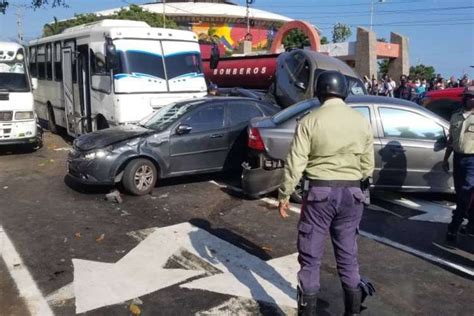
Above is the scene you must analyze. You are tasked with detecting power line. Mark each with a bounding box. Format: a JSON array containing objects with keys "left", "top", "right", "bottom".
[{"left": 253, "top": 0, "right": 430, "bottom": 8}]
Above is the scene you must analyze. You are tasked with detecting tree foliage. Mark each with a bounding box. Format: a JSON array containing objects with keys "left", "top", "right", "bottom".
[
  {"left": 378, "top": 59, "right": 389, "bottom": 76},
  {"left": 282, "top": 28, "right": 328, "bottom": 50},
  {"left": 410, "top": 64, "right": 436, "bottom": 80},
  {"left": 1, "top": 0, "right": 67, "bottom": 14},
  {"left": 332, "top": 23, "right": 352, "bottom": 43},
  {"left": 42, "top": 5, "right": 178, "bottom": 37}
]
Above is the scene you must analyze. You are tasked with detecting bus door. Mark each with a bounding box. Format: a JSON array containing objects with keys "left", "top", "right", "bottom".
[{"left": 61, "top": 47, "right": 77, "bottom": 136}]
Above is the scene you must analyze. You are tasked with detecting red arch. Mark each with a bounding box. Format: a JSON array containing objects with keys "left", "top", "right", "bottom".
[{"left": 270, "top": 20, "right": 321, "bottom": 53}]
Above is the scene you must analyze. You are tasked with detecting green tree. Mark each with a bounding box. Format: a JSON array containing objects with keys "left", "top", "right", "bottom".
[
  {"left": 1, "top": 0, "right": 67, "bottom": 14},
  {"left": 320, "top": 36, "right": 329, "bottom": 45},
  {"left": 332, "top": 23, "right": 352, "bottom": 43},
  {"left": 378, "top": 59, "right": 389, "bottom": 76},
  {"left": 410, "top": 64, "right": 436, "bottom": 80},
  {"left": 282, "top": 29, "right": 310, "bottom": 49}
]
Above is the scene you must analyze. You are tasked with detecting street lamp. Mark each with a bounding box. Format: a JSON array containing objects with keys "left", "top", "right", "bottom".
[{"left": 370, "top": 0, "right": 386, "bottom": 31}]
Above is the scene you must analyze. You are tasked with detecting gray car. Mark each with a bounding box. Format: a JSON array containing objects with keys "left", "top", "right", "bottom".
[
  {"left": 242, "top": 95, "right": 454, "bottom": 202},
  {"left": 67, "top": 97, "right": 278, "bottom": 195}
]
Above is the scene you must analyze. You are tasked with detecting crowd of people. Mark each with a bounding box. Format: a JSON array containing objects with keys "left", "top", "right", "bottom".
[{"left": 363, "top": 73, "right": 472, "bottom": 103}]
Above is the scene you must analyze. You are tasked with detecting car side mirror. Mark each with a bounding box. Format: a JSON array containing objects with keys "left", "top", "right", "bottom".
[
  {"left": 31, "top": 78, "right": 38, "bottom": 90},
  {"left": 176, "top": 124, "right": 192, "bottom": 135},
  {"left": 210, "top": 43, "right": 220, "bottom": 70}
]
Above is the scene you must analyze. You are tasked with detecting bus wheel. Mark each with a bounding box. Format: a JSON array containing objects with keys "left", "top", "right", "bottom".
[
  {"left": 122, "top": 158, "right": 157, "bottom": 195},
  {"left": 96, "top": 116, "right": 109, "bottom": 130},
  {"left": 47, "top": 106, "right": 58, "bottom": 134}
]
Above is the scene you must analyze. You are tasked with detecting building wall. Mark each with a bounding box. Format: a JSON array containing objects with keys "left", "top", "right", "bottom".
[{"left": 190, "top": 22, "right": 275, "bottom": 52}]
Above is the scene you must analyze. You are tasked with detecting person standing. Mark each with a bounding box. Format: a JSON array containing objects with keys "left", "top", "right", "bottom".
[
  {"left": 443, "top": 85, "right": 474, "bottom": 242},
  {"left": 394, "top": 75, "right": 414, "bottom": 100},
  {"left": 278, "top": 71, "right": 375, "bottom": 315}
]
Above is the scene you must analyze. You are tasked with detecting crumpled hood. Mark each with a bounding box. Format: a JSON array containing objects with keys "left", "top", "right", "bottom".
[{"left": 74, "top": 125, "right": 151, "bottom": 151}]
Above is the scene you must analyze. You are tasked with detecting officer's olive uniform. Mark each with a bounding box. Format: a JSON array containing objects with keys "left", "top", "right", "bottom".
[
  {"left": 448, "top": 110, "right": 474, "bottom": 230},
  {"left": 279, "top": 98, "right": 374, "bottom": 294}
]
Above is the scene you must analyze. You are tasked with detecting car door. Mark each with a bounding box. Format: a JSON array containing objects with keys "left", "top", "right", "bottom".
[
  {"left": 351, "top": 104, "right": 383, "bottom": 183},
  {"left": 168, "top": 102, "right": 229, "bottom": 174},
  {"left": 374, "top": 105, "right": 453, "bottom": 191}
]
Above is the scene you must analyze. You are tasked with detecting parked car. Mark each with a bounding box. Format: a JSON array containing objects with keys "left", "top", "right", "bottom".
[
  {"left": 67, "top": 97, "right": 279, "bottom": 195},
  {"left": 421, "top": 87, "right": 464, "bottom": 121},
  {"left": 242, "top": 95, "right": 454, "bottom": 202}
]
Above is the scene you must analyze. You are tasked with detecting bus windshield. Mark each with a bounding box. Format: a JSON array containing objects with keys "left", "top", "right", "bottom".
[
  {"left": 117, "top": 50, "right": 202, "bottom": 81},
  {"left": 0, "top": 50, "right": 29, "bottom": 92}
]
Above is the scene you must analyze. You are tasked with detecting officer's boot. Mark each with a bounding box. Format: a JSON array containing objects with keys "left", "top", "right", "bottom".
[
  {"left": 297, "top": 286, "right": 318, "bottom": 316},
  {"left": 343, "top": 287, "right": 362, "bottom": 316}
]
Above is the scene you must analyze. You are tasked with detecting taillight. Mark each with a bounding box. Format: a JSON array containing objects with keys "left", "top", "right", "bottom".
[{"left": 248, "top": 127, "right": 265, "bottom": 151}]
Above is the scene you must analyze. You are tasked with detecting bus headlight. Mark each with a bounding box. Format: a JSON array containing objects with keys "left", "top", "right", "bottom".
[{"left": 15, "top": 111, "right": 34, "bottom": 120}]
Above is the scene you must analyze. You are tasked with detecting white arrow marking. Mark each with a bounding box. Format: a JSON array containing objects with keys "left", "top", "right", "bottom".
[{"left": 73, "top": 222, "right": 298, "bottom": 313}]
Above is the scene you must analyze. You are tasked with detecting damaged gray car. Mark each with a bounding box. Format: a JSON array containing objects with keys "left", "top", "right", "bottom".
[{"left": 67, "top": 97, "right": 278, "bottom": 195}]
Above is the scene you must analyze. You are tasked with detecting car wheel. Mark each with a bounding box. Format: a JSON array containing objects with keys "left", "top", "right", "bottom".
[
  {"left": 47, "top": 106, "right": 58, "bottom": 134},
  {"left": 122, "top": 159, "right": 157, "bottom": 195},
  {"left": 290, "top": 180, "right": 304, "bottom": 204}
]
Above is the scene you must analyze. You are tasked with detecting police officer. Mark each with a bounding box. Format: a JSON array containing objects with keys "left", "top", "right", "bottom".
[
  {"left": 443, "top": 85, "right": 474, "bottom": 242},
  {"left": 278, "top": 70, "right": 375, "bottom": 315}
]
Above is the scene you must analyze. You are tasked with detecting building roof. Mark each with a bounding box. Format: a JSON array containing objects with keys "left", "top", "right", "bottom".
[{"left": 96, "top": 2, "right": 292, "bottom": 24}]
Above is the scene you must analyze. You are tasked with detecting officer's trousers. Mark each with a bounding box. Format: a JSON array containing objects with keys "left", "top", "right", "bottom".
[
  {"left": 450, "top": 152, "right": 474, "bottom": 229},
  {"left": 297, "top": 186, "right": 365, "bottom": 295}
]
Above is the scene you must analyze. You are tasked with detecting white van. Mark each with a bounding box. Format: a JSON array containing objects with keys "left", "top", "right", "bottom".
[{"left": 0, "top": 41, "right": 42, "bottom": 149}]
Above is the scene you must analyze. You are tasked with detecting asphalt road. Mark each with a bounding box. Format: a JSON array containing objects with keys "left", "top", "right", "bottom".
[{"left": 0, "top": 131, "right": 472, "bottom": 316}]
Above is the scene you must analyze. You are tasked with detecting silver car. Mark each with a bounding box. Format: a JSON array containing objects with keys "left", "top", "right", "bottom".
[{"left": 242, "top": 95, "right": 454, "bottom": 202}]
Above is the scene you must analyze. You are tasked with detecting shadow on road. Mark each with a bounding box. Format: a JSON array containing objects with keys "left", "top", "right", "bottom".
[{"left": 188, "top": 218, "right": 332, "bottom": 316}]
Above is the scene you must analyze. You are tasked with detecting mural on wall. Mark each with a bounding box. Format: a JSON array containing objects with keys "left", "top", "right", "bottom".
[{"left": 192, "top": 23, "right": 275, "bottom": 52}]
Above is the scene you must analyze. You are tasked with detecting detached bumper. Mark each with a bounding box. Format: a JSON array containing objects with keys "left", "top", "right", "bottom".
[{"left": 241, "top": 164, "right": 284, "bottom": 198}]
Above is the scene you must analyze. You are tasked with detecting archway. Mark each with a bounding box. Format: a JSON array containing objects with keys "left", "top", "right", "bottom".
[{"left": 270, "top": 20, "right": 321, "bottom": 53}]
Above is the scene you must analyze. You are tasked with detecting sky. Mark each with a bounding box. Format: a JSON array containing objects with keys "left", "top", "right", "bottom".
[{"left": 0, "top": 0, "right": 472, "bottom": 78}]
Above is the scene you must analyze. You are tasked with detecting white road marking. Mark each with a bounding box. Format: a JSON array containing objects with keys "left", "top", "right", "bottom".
[
  {"left": 73, "top": 222, "right": 298, "bottom": 313},
  {"left": 208, "top": 180, "right": 243, "bottom": 192},
  {"left": 195, "top": 297, "right": 295, "bottom": 316},
  {"left": 359, "top": 231, "right": 474, "bottom": 277},
  {"left": 376, "top": 192, "right": 454, "bottom": 223},
  {"left": 0, "top": 226, "right": 54, "bottom": 316},
  {"left": 45, "top": 282, "right": 74, "bottom": 306},
  {"left": 53, "top": 147, "right": 71, "bottom": 151}
]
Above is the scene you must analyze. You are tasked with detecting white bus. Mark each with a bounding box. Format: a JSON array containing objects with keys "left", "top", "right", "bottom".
[
  {"left": 0, "top": 41, "right": 42, "bottom": 149},
  {"left": 28, "top": 19, "right": 207, "bottom": 137}
]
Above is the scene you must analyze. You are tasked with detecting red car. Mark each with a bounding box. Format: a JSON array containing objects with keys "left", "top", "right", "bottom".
[{"left": 422, "top": 87, "right": 464, "bottom": 120}]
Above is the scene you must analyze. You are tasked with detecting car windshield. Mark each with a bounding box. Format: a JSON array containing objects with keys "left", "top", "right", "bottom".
[
  {"left": 0, "top": 49, "right": 29, "bottom": 92},
  {"left": 140, "top": 100, "right": 204, "bottom": 132}
]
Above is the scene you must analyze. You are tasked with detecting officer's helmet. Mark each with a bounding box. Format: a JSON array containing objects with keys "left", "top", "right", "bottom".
[{"left": 314, "top": 70, "right": 349, "bottom": 100}]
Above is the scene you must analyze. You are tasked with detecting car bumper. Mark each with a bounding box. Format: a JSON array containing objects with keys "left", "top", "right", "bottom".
[
  {"left": 67, "top": 156, "right": 116, "bottom": 185},
  {"left": 0, "top": 120, "right": 41, "bottom": 146},
  {"left": 241, "top": 164, "right": 284, "bottom": 198}
]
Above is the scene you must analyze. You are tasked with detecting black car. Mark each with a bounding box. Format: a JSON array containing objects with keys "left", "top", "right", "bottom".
[{"left": 67, "top": 97, "right": 279, "bottom": 195}]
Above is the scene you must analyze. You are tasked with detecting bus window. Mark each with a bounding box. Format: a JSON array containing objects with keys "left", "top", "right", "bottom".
[
  {"left": 29, "top": 46, "right": 37, "bottom": 78},
  {"left": 46, "top": 43, "right": 52, "bottom": 80},
  {"left": 37, "top": 45, "right": 45, "bottom": 79},
  {"left": 54, "top": 42, "right": 62, "bottom": 81},
  {"left": 90, "top": 49, "right": 107, "bottom": 75}
]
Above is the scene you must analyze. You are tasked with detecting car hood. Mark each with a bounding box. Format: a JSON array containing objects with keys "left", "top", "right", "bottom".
[{"left": 74, "top": 125, "right": 152, "bottom": 151}]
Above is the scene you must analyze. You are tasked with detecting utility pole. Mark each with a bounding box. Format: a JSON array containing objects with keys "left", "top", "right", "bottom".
[
  {"left": 370, "top": 0, "right": 385, "bottom": 31},
  {"left": 162, "top": 0, "right": 166, "bottom": 28},
  {"left": 16, "top": 6, "right": 24, "bottom": 44}
]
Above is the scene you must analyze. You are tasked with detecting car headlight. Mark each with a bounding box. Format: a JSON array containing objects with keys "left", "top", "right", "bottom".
[
  {"left": 15, "top": 111, "right": 34, "bottom": 120},
  {"left": 84, "top": 146, "right": 113, "bottom": 160}
]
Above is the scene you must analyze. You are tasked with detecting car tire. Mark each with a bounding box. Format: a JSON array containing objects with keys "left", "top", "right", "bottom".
[
  {"left": 47, "top": 106, "right": 58, "bottom": 134},
  {"left": 122, "top": 159, "right": 157, "bottom": 195}
]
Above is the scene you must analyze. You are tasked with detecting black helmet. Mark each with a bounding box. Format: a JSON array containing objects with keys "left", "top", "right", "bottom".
[{"left": 315, "top": 70, "right": 348, "bottom": 100}]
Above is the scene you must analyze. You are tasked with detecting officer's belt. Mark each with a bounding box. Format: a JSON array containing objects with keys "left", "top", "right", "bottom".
[{"left": 309, "top": 180, "right": 361, "bottom": 187}]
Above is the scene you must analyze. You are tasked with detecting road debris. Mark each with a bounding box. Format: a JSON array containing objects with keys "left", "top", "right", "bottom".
[
  {"left": 129, "top": 303, "right": 141, "bottom": 315},
  {"left": 95, "top": 234, "right": 105, "bottom": 243},
  {"left": 75, "top": 232, "right": 82, "bottom": 240},
  {"left": 105, "top": 190, "right": 123, "bottom": 204}
]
